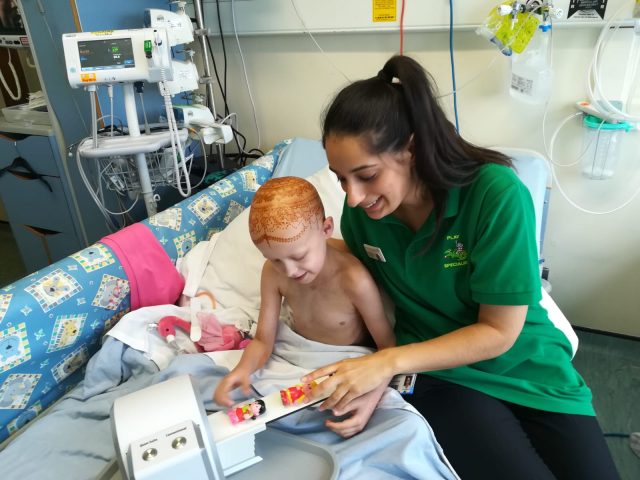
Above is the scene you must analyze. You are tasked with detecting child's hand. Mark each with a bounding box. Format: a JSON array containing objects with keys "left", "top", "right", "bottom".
[
  {"left": 213, "top": 369, "right": 252, "bottom": 407},
  {"left": 324, "top": 385, "right": 385, "bottom": 438}
]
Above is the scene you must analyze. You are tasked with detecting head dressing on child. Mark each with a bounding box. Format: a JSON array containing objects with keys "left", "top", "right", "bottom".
[{"left": 249, "top": 176, "right": 325, "bottom": 245}]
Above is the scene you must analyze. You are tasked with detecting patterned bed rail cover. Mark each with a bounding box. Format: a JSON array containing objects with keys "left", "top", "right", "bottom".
[{"left": 0, "top": 140, "right": 288, "bottom": 443}]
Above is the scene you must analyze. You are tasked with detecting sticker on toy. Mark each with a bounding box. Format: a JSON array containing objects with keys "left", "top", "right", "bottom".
[
  {"left": 227, "top": 399, "right": 266, "bottom": 425},
  {"left": 280, "top": 381, "right": 318, "bottom": 406}
]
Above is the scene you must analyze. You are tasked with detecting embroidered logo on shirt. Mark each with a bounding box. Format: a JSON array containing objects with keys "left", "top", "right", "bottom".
[
  {"left": 443, "top": 234, "right": 468, "bottom": 269},
  {"left": 364, "top": 244, "right": 386, "bottom": 262}
]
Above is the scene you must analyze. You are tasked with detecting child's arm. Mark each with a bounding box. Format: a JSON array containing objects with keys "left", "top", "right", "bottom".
[
  {"left": 348, "top": 265, "right": 395, "bottom": 350},
  {"left": 213, "top": 261, "right": 282, "bottom": 406}
]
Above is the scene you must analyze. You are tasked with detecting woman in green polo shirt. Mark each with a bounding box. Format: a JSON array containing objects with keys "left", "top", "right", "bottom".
[{"left": 303, "top": 55, "right": 618, "bottom": 479}]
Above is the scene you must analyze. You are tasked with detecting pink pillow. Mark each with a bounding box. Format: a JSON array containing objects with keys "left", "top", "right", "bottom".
[{"left": 101, "top": 223, "right": 184, "bottom": 310}]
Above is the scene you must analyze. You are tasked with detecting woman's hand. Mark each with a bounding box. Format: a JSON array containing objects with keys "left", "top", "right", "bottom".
[
  {"left": 303, "top": 351, "right": 393, "bottom": 412},
  {"left": 213, "top": 369, "right": 252, "bottom": 407}
]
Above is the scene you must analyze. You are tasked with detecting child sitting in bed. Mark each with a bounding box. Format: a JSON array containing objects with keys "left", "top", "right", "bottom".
[{"left": 214, "top": 176, "right": 395, "bottom": 438}]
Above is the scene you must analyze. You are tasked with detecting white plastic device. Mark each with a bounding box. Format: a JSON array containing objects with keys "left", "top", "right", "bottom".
[
  {"left": 111, "top": 375, "right": 224, "bottom": 480},
  {"left": 62, "top": 28, "right": 171, "bottom": 88},
  {"left": 174, "top": 105, "right": 235, "bottom": 145},
  {"left": 145, "top": 8, "right": 194, "bottom": 46},
  {"left": 576, "top": 100, "right": 625, "bottom": 123},
  {"left": 112, "top": 372, "right": 332, "bottom": 479}
]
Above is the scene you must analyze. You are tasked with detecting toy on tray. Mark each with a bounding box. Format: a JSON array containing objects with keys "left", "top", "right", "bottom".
[
  {"left": 280, "top": 381, "right": 318, "bottom": 406},
  {"left": 227, "top": 399, "right": 266, "bottom": 425}
]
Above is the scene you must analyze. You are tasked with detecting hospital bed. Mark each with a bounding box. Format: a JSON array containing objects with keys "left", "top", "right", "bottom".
[{"left": 0, "top": 138, "right": 576, "bottom": 479}]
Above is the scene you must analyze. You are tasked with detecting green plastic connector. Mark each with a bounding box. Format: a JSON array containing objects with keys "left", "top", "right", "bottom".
[{"left": 144, "top": 39, "right": 152, "bottom": 58}]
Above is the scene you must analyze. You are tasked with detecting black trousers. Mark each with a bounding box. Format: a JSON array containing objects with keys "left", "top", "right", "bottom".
[{"left": 404, "top": 375, "right": 619, "bottom": 480}]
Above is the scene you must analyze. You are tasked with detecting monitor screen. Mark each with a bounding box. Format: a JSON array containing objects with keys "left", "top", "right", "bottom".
[{"left": 77, "top": 38, "right": 135, "bottom": 71}]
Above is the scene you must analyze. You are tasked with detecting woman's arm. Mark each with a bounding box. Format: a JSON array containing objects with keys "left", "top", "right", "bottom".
[{"left": 304, "top": 304, "right": 528, "bottom": 411}]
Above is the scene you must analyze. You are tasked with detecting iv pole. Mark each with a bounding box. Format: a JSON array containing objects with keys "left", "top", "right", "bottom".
[{"left": 192, "top": 0, "right": 228, "bottom": 169}]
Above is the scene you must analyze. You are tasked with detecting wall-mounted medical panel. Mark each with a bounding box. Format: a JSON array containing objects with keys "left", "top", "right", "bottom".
[{"left": 204, "top": 0, "right": 636, "bottom": 36}]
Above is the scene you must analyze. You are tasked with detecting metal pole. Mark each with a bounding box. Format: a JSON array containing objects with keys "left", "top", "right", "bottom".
[
  {"left": 192, "top": 0, "right": 229, "bottom": 169},
  {"left": 193, "top": 0, "right": 217, "bottom": 119},
  {"left": 123, "top": 83, "right": 157, "bottom": 216}
]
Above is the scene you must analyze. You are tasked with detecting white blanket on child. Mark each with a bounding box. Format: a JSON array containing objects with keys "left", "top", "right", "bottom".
[{"left": 207, "top": 321, "right": 374, "bottom": 396}]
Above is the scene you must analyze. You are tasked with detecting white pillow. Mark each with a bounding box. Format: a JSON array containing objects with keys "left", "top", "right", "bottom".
[{"left": 200, "top": 166, "right": 346, "bottom": 319}]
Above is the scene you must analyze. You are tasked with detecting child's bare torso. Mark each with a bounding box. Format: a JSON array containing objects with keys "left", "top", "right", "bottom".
[{"left": 277, "top": 249, "right": 370, "bottom": 346}]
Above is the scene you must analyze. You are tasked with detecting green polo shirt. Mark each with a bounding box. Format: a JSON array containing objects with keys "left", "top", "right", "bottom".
[{"left": 342, "top": 163, "right": 594, "bottom": 416}]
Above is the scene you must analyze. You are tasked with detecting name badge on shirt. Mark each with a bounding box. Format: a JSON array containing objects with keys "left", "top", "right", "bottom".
[{"left": 364, "top": 244, "right": 386, "bottom": 262}]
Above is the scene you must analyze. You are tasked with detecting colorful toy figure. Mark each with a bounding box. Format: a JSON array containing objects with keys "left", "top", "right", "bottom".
[
  {"left": 280, "top": 381, "right": 318, "bottom": 406},
  {"left": 227, "top": 399, "right": 266, "bottom": 425}
]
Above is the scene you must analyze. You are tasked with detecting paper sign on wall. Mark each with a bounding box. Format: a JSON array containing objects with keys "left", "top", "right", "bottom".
[
  {"left": 567, "top": 0, "right": 608, "bottom": 20},
  {"left": 373, "top": 0, "right": 396, "bottom": 22}
]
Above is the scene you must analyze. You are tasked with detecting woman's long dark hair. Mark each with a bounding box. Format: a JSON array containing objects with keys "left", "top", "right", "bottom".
[{"left": 322, "top": 55, "right": 512, "bottom": 240}]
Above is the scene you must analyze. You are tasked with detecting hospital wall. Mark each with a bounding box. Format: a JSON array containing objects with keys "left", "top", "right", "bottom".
[{"left": 205, "top": 27, "right": 640, "bottom": 338}]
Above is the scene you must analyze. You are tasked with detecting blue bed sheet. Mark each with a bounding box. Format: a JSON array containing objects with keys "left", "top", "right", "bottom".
[{"left": 0, "top": 139, "right": 290, "bottom": 443}]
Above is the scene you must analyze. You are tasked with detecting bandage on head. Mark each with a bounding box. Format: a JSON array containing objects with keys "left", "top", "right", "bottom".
[{"left": 249, "top": 176, "right": 324, "bottom": 245}]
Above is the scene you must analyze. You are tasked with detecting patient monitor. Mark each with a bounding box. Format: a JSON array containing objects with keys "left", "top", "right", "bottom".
[
  {"left": 62, "top": 29, "right": 171, "bottom": 88},
  {"left": 111, "top": 374, "right": 338, "bottom": 480}
]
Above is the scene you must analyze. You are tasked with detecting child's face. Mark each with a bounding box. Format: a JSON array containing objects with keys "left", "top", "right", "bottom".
[{"left": 256, "top": 218, "right": 333, "bottom": 285}]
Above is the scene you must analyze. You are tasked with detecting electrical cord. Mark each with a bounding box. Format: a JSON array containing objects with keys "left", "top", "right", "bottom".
[
  {"left": 205, "top": 32, "right": 251, "bottom": 161},
  {"left": 186, "top": 127, "right": 208, "bottom": 189},
  {"left": 215, "top": 0, "right": 229, "bottom": 115},
  {"left": 546, "top": 111, "right": 640, "bottom": 214},
  {"left": 604, "top": 432, "right": 640, "bottom": 458},
  {"left": 543, "top": 110, "right": 604, "bottom": 168},
  {"left": 107, "top": 84, "right": 114, "bottom": 137},
  {"left": 400, "top": 0, "right": 406, "bottom": 55},
  {"left": 231, "top": 0, "right": 262, "bottom": 149},
  {"left": 290, "top": 0, "right": 350, "bottom": 82},
  {"left": 448, "top": 0, "right": 459, "bottom": 132},
  {"left": 89, "top": 86, "right": 98, "bottom": 148},
  {"left": 0, "top": 49, "right": 22, "bottom": 101},
  {"left": 38, "top": 2, "right": 89, "bottom": 135},
  {"left": 159, "top": 66, "right": 192, "bottom": 197},
  {"left": 75, "top": 140, "right": 140, "bottom": 227},
  {"left": 587, "top": 0, "right": 640, "bottom": 123}
]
